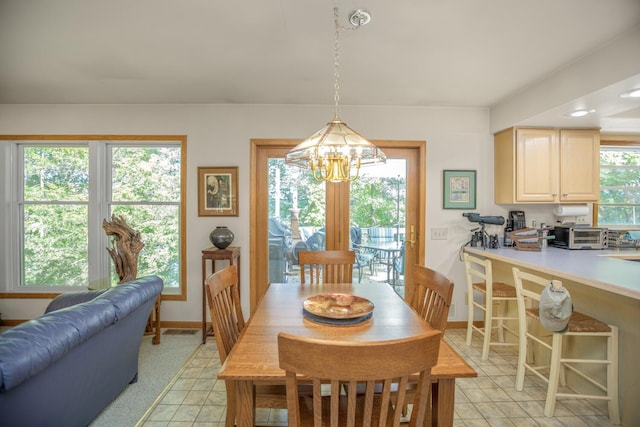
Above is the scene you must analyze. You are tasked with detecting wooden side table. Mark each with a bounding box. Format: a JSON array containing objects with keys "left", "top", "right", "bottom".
[
  {"left": 144, "top": 295, "right": 161, "bottom": 345},
  {"left": 201, "top": 246, "right": 240, "bottom": 343}
]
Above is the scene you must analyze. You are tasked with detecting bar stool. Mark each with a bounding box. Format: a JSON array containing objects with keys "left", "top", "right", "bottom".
[
  {"left": 463, "top": 253, "right": 519, "bottom": 360},
  {"left": 512, "top": 267, "right": 620, "bottom": 423}
]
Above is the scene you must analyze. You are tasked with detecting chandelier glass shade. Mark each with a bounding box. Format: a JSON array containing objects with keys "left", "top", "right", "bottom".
[
  {"left": 286, "top": 117, "right": 386, "bottom": 182},
  {"left": 285, "top": 6, "right": 385, "bottom": 183}
]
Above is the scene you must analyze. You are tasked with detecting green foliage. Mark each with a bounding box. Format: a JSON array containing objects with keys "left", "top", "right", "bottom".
[
  {"left": 268, "top": 159, "right": 406, "bottom": 229},
  {"left": 111, "top": 205, "right": 180, "bottom": 288},
  {"left": 23, "top": 205, "right": 89, "bottom": 286},
  {"left": 268, "top": 160, "right": 326, "bottom": 227},
  {"left": 21, "top": 143, "right": 181, "bottom": 288},
  {"left": 109, "top": 146, "right": 182, "bottom": 287},
  {"left": 112, "top": 146, "right": 181, "bottom": 202},
  {"left": 351, "top": 176, "right": 405, "bottom": 228},
  {"left": 23, "top": 146, "right": 89, "bottom": 201},
  {"left": 599, "top": 147, "right": 640, "bottom": 225}
]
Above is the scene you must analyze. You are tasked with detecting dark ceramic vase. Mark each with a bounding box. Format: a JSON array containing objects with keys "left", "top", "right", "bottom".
[{"left": 209, "top": 226, "right": 234, "bottom": 249}]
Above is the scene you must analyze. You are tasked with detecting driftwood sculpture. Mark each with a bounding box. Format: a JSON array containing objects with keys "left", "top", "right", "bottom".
[
  {"left": 103, "top": 215, "right": 161, "bottom": 344},
  {"left": 103, "top": 215, "right": 145, "bottom": 284}
]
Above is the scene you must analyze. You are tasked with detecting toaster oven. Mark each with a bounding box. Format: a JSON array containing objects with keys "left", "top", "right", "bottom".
[{"left": 549, "top": 226, "right": 608, "bottom": 250}]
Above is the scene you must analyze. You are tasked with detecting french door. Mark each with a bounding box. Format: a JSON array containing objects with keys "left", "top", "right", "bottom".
[{"left": 250, "top": 139, "right": 425, "bottom": 313}]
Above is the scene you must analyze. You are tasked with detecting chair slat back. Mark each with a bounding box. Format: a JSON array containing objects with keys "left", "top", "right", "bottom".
[
  {"left": 463, "top": 253, "right": 494, "bottom": 292},
  {"left": 278, "top": 330, "right": 441, "bottom": 427},
  {"left": 368, "top": 227, "right": 395, "bottom": 243},
  {"left": 410, "top": 264, "right": 454, "bottom": 333},
  {"left": 511, "top": 267, "right": 548, "bottom": 303},
  {"left": 204, "top": 264, "right": 244, "bottom": 363},
  {"left": 298, "top": 250, "right": 355, "bottom": 284}
]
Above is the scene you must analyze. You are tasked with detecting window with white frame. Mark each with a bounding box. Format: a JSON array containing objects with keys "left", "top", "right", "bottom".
[
  {"left": 21, "top": 144, "right": 91, "bottom": 287},
  {"left": 598, "top": 142, "right": 640, "bottom": 227},
  {"left": 2, "top": 136, "right": 185, "bottom": 296}
]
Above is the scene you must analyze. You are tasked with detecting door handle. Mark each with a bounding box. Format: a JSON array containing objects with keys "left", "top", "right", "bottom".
[{"left": 406, "top": 225, "right": 416, "bottom": 249}]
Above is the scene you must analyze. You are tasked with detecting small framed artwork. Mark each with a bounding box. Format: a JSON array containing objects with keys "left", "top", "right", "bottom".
[
  {"left": 443, "top": 170, "right": 476, "bottom": 209},
  {"left": 198, "top": 166, "right": 239, "bottom": 216}
]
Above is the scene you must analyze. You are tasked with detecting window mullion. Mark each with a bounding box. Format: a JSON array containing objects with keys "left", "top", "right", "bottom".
[{"left": 88, "top": 141, "right": 110, "bottom": 288}]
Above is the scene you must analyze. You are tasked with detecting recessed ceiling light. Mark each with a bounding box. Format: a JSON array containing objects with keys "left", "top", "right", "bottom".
[
  {"left": 619, "top": 88, "right": 640, "bottom": 98},
  {"left": 566, "top": 109, "right": 595, "bottom": 118}
]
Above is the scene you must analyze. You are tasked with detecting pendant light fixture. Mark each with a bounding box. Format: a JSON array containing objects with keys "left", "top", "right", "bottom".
[{"left": 285, "top": 6, "right": 386, "bottom": 183}]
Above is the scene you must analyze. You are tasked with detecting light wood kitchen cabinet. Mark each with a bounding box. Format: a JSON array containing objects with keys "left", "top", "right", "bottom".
[{"left": 494, "top": 127, "right": 600, "bottom": 204}]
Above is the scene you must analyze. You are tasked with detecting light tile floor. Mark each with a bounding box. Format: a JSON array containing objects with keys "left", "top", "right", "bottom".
[{"left": 138, "top": 328, "right": 617, "bottom": 427}]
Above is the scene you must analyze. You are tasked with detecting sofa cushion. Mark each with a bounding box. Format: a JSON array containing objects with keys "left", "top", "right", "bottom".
[
  {"left": 45, "top": 288, "right": 110, "bottom": 313},
  {"left": 97, "top": 276, "right": 162, "bottom": 322},
  {"left": 0, "top": 298, "right": 116, "bottom": 392}
]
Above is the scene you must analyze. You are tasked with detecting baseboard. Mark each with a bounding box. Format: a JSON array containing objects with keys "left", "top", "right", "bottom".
[
  {"left": 447, "top": 321, "right": 484, "bottom": 329},
  {"left": 160, "top": 320, "right": 204, "bottom": 329},
  {"left": 0, "top": 319, "right": 23, "bottom": 327}
]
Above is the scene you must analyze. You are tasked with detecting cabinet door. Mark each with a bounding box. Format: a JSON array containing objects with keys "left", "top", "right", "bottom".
[
  {"left": 516, "top": 129, "right": 559, "bottom": 202},
  {"left": 559, "top": 129, "right": 600, "bottom": 202}
]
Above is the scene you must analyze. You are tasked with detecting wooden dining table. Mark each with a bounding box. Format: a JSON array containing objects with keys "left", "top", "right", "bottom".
[{"left": 217, "top": 282, "right": 477, "bottom": 426}]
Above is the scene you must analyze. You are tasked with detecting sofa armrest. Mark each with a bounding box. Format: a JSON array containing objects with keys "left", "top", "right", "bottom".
[{"left": 45, "top": 288, "right": 109, "bottom": 313}]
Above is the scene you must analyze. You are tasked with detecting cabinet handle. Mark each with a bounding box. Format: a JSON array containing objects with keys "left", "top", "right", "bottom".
[
  {"left": 552, "top": 193, "right": 558, "bottom": 196},
  {"left": 562, "top": 193, "right": 568, "bottom": 197}
]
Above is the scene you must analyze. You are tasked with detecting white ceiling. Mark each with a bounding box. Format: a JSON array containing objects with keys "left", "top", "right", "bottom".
[{"left": 1, "top": 0, "right": 640, "bottom": 133}]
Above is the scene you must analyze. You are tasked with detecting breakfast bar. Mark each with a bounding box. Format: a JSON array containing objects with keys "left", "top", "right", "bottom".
[{"left": 465, "top": 246, "right": 640, "bottom": 425}]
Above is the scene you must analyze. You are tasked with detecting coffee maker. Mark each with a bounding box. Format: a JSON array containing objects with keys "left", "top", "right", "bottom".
[
  {"left": 509, "top": 211, "right": 526, "bottom": 230},
  {"left": 504, "top": 210, "right": 526, "bottom": 246}
]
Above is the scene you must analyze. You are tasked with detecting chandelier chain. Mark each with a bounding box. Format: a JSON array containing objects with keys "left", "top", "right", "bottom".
[
  {"left": 333, "top": 7, "right": 340, "bottom": 119},
  {"left": 332, "top": 6, "right": 361, "bottom": 119},
  {"left": 283, "top": 3, "right": 385, "bottom": 183}
]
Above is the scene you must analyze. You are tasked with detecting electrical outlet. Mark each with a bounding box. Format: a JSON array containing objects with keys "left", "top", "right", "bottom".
[
  {"left": 576, "top": 216, "right": 590, "bottom": 224},
  {"left": 431, "top": 227, "right": 448, "bottom": 240}
]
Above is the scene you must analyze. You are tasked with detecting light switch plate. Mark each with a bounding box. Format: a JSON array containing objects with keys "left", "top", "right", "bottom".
[{"left": 431, "top": 227, "right": 448, "bottom": 240}]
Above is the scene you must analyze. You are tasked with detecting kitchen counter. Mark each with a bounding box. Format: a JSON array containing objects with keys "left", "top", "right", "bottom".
[
  {"left": 464, "top": 245, "right": 640, "bottom": 425},
  {"left": 465, "top": 246, "right": 640, "bottom": 300}
]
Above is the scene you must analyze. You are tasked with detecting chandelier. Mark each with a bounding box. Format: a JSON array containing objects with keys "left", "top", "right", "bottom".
[{"left": 285, "top": 7, "right": 386, "bottom": 183}]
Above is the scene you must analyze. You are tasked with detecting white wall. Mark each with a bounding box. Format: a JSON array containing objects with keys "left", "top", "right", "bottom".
[
  {"left": 490, "top": 24, "right": 640, "bottom": 133},
  {"left": 0, "top": 103, "right": 493, "bottom": 323}
]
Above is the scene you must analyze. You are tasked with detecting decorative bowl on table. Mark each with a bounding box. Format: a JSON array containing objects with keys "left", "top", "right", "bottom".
[{"left": 302, "top": 293, "right": 374, "bottom": 324}]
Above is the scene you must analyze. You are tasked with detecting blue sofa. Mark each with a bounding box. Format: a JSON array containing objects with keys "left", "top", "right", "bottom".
[{"left": 0, "top": 275, "right": 163, "bottom": 427}]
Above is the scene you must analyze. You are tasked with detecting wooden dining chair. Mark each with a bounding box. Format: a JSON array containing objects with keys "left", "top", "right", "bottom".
[
  {"left": 298, "top": 250, "right": 355, "bottom": 284},
  {"left": 385, "top": 264, "right": 455, "bottom": 417},
  {"left": 205, "top": 265, "right": 289, "bottom": 427},
  {"left": 278, "top": 330, "right": 442, "bottom": 427},
  {"left": 409, "top": 264, "right": 454, "bottom": 333}
]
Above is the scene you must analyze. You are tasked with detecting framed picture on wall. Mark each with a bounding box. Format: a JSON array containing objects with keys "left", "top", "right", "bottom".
[
  {"left": 443, "top": 170, "right": 476, "bottom": 209},
  {"left": 198, "top": 166, "right": 239, "bottom": 216}
]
